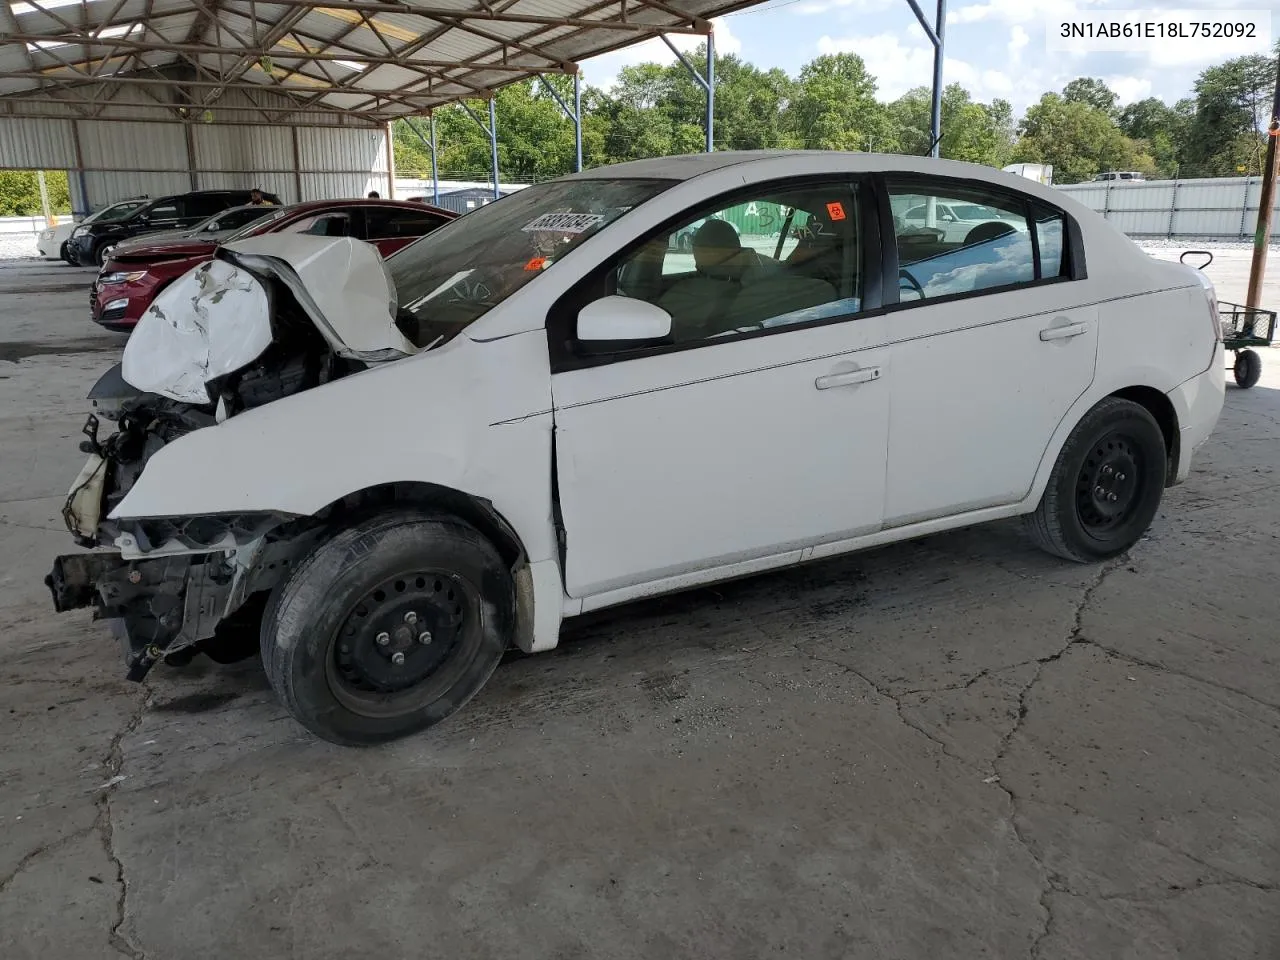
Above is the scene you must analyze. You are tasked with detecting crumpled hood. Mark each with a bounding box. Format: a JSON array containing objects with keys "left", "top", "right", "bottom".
[{"left": 120, "top": 235, "right": 415, "bottom": 405}]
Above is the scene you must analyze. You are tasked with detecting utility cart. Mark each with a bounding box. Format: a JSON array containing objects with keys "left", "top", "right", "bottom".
[{"left": 1180, "top": 250, "right": 1277, "bottom": 389}]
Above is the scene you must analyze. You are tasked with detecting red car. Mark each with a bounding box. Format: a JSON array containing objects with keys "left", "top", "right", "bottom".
[{"left": 90, "top": 198, "right": 456, "bottom": 331}]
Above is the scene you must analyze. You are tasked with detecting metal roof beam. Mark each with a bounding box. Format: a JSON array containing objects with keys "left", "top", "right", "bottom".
[
  {"left": 216, "top": 0, "right": 705, "bottom": 33},
  {"left": 4, "top": 69, "right": 466, "bottom": 99},
  {"left": 0, "top": 31, "right": 572, "bottom": 71}
]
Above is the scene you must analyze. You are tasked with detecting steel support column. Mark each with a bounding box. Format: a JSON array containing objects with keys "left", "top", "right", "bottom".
[
  {"left": 405, "top": 116, "right": 441, "bottom": 203},
  {"left": 430, "top": 114, "right": 440, "bottom": 204},
  {"left": 663, "top": 29, "right": 714, "bottom": 153},
  {"left": 904, "top": 0, "right": 946, "bottom": 156},
  {"left": 539, "top": 73, "right": 583, "bottom": 172},
  {"left": 462, "top": 99, "right": 500, "bottom": 200}
]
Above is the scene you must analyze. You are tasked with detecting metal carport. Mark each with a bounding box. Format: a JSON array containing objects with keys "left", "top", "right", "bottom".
[{"left": 0, "top": 0, "right": 946, "bottom": 211}]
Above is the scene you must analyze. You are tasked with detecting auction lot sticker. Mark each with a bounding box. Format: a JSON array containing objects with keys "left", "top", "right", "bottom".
[{"left": 1047, "top": 9, "right": 1271, "bottom": 54}]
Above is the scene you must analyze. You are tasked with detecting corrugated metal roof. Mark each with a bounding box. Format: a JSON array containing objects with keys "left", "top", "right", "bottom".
[{"left": 0, "top": 0, "right": 759, "bottom": 121}]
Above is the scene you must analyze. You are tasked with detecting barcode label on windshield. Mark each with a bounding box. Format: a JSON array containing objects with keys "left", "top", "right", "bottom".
[{"left": 521, "top": 212, "right": 604, "bottom": 234}]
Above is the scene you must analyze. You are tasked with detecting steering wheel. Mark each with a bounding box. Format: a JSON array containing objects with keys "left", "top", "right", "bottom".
[
  {"left": 447, "top": 275, "right": 494, "bottom": 304},
  {"left": 899, "top": 269, "right": 924, "bottom": 298}
]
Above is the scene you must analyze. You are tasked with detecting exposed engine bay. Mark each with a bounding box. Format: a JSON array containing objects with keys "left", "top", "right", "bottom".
[{"left": 46, "top": 236, "right": 415, "bottom": 680}]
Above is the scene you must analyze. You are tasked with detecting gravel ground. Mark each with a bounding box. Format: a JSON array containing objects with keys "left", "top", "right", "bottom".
[{"left": 0, "top": 235, "right": 40, "bottom": 260}]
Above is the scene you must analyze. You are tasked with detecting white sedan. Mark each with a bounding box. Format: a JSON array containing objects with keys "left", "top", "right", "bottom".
[{"left": 48, "top": 151, "right": 1225, "bottom": 745}]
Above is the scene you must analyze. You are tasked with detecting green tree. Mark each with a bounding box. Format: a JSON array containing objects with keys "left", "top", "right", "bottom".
[
  {"left": 1181, "top": 49, "right": 1278, "bottom": 176},
  {"left": 0, "top": 170, "right": 71, "bottom": 217},
  {"left": 886, "top": 84, "right": 1010, "bottom": 165},
  {"left": 783, "top": 53, "right": 888, "bottom": 151},
  {"left": 1117, "top": 97, "right": 1187, "bottom": 177},
  {"left": 1012, "top": 92, "right": 1156, "bottom": 183},
  {"left": 1062, "top": 77, "right": 1120, "bottom": 116}
]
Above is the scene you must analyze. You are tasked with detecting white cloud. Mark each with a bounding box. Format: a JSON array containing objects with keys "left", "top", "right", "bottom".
[
  {"left": 1008, "top": 25, "right": 1030, "bottom": 65},
  {"left": 578, "top": 18, "right": 742, "bottom": 90},
  {"left": 947, "top": 0, "right": 1108, "bottom": 25},
  {"left": 817, "top": 32, "right": 1020, "bottom": 103},
  {"left": 1104, "top": 74, "right": 1152, "bottom": 106},
  {"left": 794, "top": 0, "right": 898, "bottom": 16}
]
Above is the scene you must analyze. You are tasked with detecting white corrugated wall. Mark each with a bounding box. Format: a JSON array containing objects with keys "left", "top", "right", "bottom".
[
  {"left": 1054, "top": 176, "right": 1280, "bottom": 239},
  {"left": 0, "top": 91, "right": 388, "bottom": 213}
]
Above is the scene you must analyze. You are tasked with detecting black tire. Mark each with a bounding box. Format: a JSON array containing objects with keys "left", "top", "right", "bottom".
[
  {"left": 261, "top": 513, "right": 513, "bottom": 746},
  {"left": 93, "top": 243, "right": 112, "bottom": 267},
  {"left": 1234, "top": 349, "right": 1262, "bottom": 389},
  {"left": 1026, "top": 397, "right": 1168, "bottom": 563}
]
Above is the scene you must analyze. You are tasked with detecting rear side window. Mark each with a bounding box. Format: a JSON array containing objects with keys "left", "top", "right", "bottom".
[
  {"left": 363, "top": 207, "right": 451, "bottom": 239},
  {"left": 144, "top": 200, "right": 181, "bottom": 222},
  {"left": 1032, "top": 202, "right": 1066, "bottom": 280},
  {"left": 185, "top": 195, "right": 231, "bottom": 218},
  {"left": 280, "top": 212, "right": 352, "bottom": 237},
  {"left": 888, "top": 181, "right": 1071, "bottom": 302}
]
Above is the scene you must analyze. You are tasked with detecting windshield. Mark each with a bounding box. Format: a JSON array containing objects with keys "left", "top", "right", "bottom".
[
  {"left": 386, "top": 177, "right": 674, "bottom": 348},
  {"left": 87, "top": 200, "right": 146, "bottom": 225}
]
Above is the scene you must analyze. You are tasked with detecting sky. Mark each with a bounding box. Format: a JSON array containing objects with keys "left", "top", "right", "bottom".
[{"left": 576, "top": 0, "right": 1277, "bottom": 116}]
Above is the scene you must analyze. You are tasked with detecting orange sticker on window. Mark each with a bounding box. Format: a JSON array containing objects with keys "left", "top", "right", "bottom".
[
  {"left": 826, "top": 201, "right": 847, "bottom": 221},
  {"left": 524, "top": 257, "right": 548, "bottom": 272}
]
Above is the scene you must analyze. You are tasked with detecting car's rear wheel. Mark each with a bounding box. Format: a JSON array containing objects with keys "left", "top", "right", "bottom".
[
  {"left": 1027, "top": 397, "right": 1167, "bottom": 563},
  {"left": 261, "top": 512, "right": 513, "bottom": 746}
]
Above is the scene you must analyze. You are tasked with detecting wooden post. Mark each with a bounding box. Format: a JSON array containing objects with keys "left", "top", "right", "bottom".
[{"left": 1245, "top": 53, "right": 1280, "bottom": 308}]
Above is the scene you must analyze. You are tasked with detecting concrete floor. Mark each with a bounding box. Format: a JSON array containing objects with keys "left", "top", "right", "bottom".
[{"left": 2, "top": 250, "right": 1279, "bottom": 960}]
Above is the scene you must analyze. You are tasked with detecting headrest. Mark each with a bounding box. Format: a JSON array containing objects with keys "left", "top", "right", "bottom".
[
  {"left": 693, "top": 218, "right": 740, "bottom": 251},
  {"left": 964, "top": 221, "right": 1017, "bottom": 246}
]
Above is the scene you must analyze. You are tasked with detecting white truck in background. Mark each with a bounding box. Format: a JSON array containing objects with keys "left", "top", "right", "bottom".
[{"left": 1002, "top": 163, "right": 1054, "bottom": 185}]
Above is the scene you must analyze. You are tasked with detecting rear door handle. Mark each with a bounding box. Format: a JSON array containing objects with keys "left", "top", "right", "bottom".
[
  {"left": 1040, "top": 321, "right": 1089, "bottom": 341},
  {"left": 815, "top": 366, "right": 881, "bottom": 390}
]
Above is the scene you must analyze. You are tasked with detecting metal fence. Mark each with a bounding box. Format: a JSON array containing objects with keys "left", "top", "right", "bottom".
[{"left": 1054, "top": 176, "right": 1280, "bottom": 239}]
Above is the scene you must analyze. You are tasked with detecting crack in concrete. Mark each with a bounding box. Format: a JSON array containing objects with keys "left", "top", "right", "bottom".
[
  {"left": 988, "top": 556, "right": 1127, "bottom": 958},
  {"left": 791, "top": 645, "right": 965, "bottom": 771},
  {"left": 97, "top": 683, "right": 151, "bottom": 960},
  {"left": 1087, "top": 642, "right": 1280, "bottom": 717},
  {"left": 0, "top": 824, "right": 97, "bottom": 896}
]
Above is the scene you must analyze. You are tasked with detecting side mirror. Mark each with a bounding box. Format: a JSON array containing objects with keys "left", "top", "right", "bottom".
[
  {"left": 940, "top": 213, "right": 955, "bottom": 222},
  {"left": 577, "top": 296, "right": 672, "bottom": 352}
]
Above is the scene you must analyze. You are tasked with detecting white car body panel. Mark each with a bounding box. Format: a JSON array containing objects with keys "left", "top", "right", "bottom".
[
  {"left": 38, "top": 222, "right": 75, "bottom": 258},
  {"left": 104, "top": 151, "right": 1224, "bottom": 657}
]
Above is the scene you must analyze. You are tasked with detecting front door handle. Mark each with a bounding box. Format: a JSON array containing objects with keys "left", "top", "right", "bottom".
[
  {"left": 815, "top": 366, "right": 881, "bottom": 390},
  {"left": 1040, "top": 321, "right": 1089, "bottom": 341}
]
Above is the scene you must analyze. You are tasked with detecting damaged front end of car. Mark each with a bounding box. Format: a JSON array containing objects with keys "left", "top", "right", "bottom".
[{"left": 46, "top": 235, "right": 415, "bottom": 680}]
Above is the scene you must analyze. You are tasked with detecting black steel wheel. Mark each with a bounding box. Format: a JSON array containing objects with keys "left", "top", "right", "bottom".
[
  {"left": 261, "top": 512, "right": 514, "bottom": 746},
  {"left": 1027, "top": 397, "right": 1168, "bottom": 563},
  {"left": 1234, "top": 349, "right": 1262, "bottom": 389}
]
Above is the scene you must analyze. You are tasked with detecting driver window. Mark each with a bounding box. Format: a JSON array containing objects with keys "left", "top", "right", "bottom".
[{"left": 614, "top": 182, "right": 862, "bottom": 345}]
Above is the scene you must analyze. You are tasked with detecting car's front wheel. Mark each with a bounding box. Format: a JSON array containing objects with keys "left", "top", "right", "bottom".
[
  {"left": 261, "top": 512, "right": 513, "bottom": 746},
  {"left": 1027, "top": 397, "right": 1168, "bottom": 563}
]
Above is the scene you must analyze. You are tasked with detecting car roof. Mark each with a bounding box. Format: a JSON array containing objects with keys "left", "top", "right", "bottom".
[
  {"left": 565, "top": 151, "right": 1046, "bottom": 189},
  {"left": 278, "top": 197, "right": 456, "bottom": 217}
]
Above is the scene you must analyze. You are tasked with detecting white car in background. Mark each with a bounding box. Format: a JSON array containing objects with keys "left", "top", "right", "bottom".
[
  {"left": 48, "top": 151, "right": 1225, "bottom": 747},
  {"left": 37, "top": 196, "right": 149, "bottom": 261},
  {"left": 899, "top": 199, "right": 1028, "bottom": 244}
]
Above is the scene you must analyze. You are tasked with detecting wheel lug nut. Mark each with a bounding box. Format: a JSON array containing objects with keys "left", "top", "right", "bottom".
[
  {"left": 1102, "top": 465, "right": 1113, "bottom": 476},
  {"left": 404, "top": 611, "right": 418, "bottom": 624},
  {"left": 1117, "top": 473, "right": 1125, "bottom": 481},
  {"left": 419, "top": 631, "right": 432, "bottom": 645},
  {"left": 1095, "top": 486, "right": 1105, "bottom": 496},
  {"left": 1108, "top": 493, "right": 1118, "bottom": 502},
  {"left": 376, "top": 632, "right": 390, "bottom": 646},
  {"left": 391, "top": 652, "right": 405, "bottom": 665}
]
